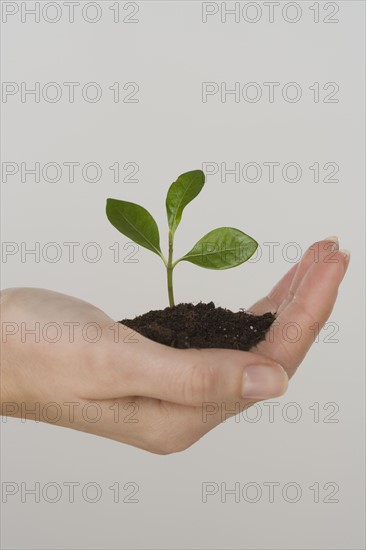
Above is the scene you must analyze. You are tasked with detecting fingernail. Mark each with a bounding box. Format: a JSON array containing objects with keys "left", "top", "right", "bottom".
[
  {"left": 242, "top": 364, "right": 288, "bottom": 399},
  {"left": 323, "top": 236, "right": 339, "bottom": 251},
  {"left": 339, "top": 249, "right": 350, "bottom": 271}
]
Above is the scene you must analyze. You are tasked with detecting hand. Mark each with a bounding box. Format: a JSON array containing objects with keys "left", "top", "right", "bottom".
[{"left": 0, "top": 237, "right": 349, "bottom": 454}]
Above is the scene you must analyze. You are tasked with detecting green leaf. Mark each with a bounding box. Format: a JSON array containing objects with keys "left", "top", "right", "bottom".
[
  {"left": 166, "top": 170, "right": 205, "bottom": 234},
  {"left": 106, "top": 198, "right": 162, "bottom": 257},
  {"left": 178, "top": 227, "right": 258, "bottom": 269}
]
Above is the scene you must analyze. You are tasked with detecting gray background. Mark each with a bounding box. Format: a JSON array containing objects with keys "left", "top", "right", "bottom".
[{"left": 1, "top": 1, "right": 365, "bottom": 549}]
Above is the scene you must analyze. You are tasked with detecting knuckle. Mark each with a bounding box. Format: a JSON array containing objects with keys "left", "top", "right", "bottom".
[
  {"left": 147, "top": 429, "right": 196, "bottom": 455},
  {"left": 182, "top": 362, "right": 216, "bottom": 404},
  {"left": 154, "top": 439, "right": 194, "bottom": 455},
  {"left": 146, "top": 409, "right": 199, "bottom": 455},
  {"left": 156, "top": 432, "right": 197, "bottom": 455}
]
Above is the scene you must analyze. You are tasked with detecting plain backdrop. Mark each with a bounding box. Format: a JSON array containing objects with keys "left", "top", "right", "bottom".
[{"left": 1, "top": 1, "right": 365, "bottom": 549}]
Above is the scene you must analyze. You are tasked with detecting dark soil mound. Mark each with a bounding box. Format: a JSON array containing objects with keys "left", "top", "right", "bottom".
[{"left": 120, "top": 302, "right": 275, "bottom": 351}]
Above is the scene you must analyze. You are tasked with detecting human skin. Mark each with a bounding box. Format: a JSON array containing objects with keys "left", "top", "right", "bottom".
[{"left": 0, "top": 238, "right": 349, "bottom": 454}]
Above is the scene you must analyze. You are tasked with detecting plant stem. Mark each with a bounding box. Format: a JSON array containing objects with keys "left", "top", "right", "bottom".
[
  {"left": 167, "top": 230, "right": 175, "bottom": 307},
  {"left": 167, "top": 266, "right": 174, "bottom": 307}
]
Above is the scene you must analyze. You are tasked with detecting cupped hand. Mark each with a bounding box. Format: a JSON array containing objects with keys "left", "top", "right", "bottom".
[{"left": 0, "top": 238, "right": 349, "bottom": 454}]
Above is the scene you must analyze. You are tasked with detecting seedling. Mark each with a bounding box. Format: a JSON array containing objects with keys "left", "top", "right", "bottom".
[{"left": 106, "top": 169, "right": 258, "bottom": 307}]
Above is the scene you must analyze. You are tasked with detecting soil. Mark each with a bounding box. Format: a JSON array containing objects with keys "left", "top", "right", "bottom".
[{"left": 120, "top": 302, "right": 275, "bottom": 351}]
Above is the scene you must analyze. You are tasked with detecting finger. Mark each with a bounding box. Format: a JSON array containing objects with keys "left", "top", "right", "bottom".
[
  {"left": 249, "top": 237, "right": 339, "bottom": 316},
  {"left": 276, "top": 237, "right": 339, "bottom": 315},
  {"left": 249, "top": 263, "right": 298, "bottom": 315},
  {"left": 168, "top": 239, "right": 342, "bottom": 434},
  {"left": 254, "top": 249, "right": 350, "bottom": 379},
  {"left": 100, "top": 339, "right": 289, "bottom": 407}
]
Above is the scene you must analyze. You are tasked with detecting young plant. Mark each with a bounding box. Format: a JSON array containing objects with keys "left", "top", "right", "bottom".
[{"left": 106, "top": 169, "right": 258, "bottom": 307}]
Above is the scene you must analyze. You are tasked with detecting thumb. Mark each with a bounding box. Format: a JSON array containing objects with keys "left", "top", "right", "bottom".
[{"left": 121, "top": 341, "right": 289, "bottom": 407}]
